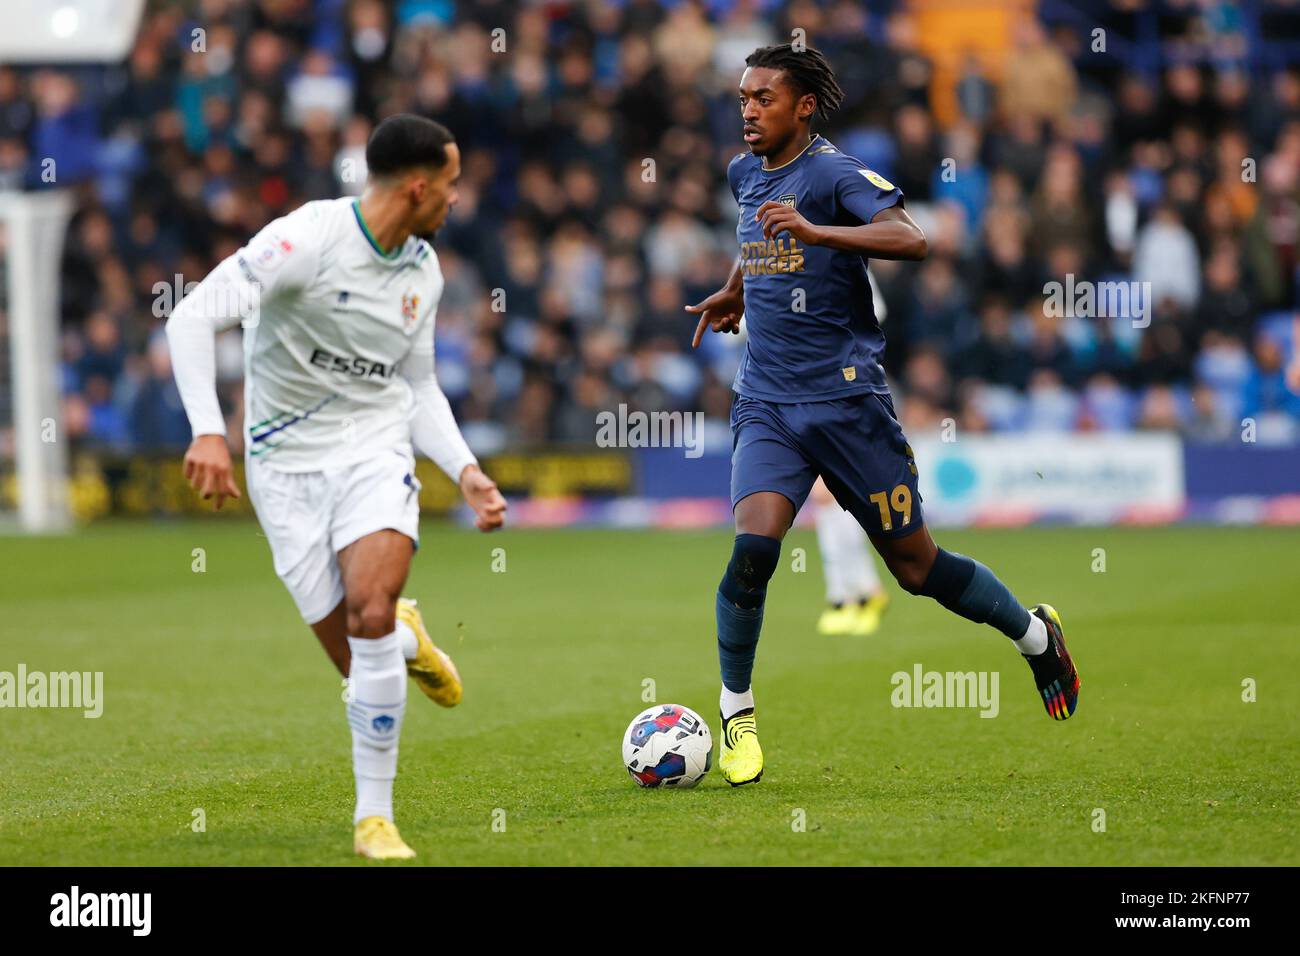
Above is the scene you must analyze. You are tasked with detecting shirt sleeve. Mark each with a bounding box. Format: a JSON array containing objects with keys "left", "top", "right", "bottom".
[
  {"left": 164, "top": 208, "right": 322, "bottom": 438},
  {"left": 401, "top": 339, "right": 478, "bottom": 483},
  {"left": 230, "top": 209, "right": 323, "bottom": 303},
  {"left": 399, "top": 262, "right": 477, "bottom": 482},
  {"left": 834, "top": 161, "right": 904, "bottom": 225}
]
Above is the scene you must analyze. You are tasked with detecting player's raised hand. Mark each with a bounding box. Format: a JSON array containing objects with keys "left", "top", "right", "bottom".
[
  {"left": 685, "top": 285, "right": 745, "bottom": 348},
  {"left": 182, "top": 434, "right": 241, "bottom": 510},
  {"left": 459, "top": 464, "right": 507, "bottom": 532},
  {"left": 756, "top": 200, "right": 822, "bottom": 244}
]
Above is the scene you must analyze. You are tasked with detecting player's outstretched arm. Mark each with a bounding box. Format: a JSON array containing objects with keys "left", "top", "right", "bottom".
[
  {"left": 166, "top": 211, "right": 320, "bottom": 509},
  {"left": 401, "top": 348, "right": 506, "bottom": 532},
  {"left": 755, "top": 202, "right": 927, "bottom": 261},
  {"left": 165, "top": 260, "right": 252, "bottom": 510},
  {"left": 686, "top": 258, "right": 745, "bottom": 348}
]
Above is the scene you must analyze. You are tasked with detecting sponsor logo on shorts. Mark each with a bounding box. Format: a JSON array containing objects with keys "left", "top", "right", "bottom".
[{"left": 403, "top": 472, "right": 421, "bottom": 501}]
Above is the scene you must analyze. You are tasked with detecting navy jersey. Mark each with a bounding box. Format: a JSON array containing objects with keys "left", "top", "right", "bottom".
[{"left": 728, "top": 135, "right": 903, "bottom": 402}]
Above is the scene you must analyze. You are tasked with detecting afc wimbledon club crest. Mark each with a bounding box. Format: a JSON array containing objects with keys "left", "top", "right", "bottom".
[
  {"left": 401, "top": 292, "right": 419, "bottom": 331},
  {"left": 778, "top": 194, "right": 797, "bottom": 207}
]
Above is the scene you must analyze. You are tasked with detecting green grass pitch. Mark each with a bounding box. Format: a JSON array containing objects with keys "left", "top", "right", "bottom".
[{"left": 1, "top": 521, "right": 1296, "bottom": 866}]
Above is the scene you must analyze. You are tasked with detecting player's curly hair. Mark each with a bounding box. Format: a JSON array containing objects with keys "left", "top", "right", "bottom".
[{"left": 745, "top": 43, "right": 845, "bottom": 121}]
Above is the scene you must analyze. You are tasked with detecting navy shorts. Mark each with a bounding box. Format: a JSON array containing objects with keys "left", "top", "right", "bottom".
[{"left": 729, "top": 391, "right": 923, "bottom": 538}]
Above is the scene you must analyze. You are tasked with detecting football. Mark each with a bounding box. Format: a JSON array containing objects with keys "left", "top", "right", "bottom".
[{"left": 621, "top": 704, "right": 713, "bottom": 788}]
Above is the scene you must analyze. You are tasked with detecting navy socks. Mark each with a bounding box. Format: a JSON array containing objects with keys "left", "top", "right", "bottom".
[
  {"left": 716, "top": 534, "right": 781, "bottom": 692},
  {"left": 918, "top": 547, "right": 1031, "bottom": 640}
]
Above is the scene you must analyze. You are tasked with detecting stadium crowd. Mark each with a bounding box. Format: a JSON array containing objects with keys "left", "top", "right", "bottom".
[{"left": 2, "top": 0, "right": 1300, "bottom": 458}]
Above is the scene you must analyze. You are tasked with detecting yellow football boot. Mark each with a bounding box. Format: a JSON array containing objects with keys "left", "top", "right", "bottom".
[
  {"left": 397, "top": 598, "right": 462, "bottom": 707},
  {"left": 816, "top": 604, "right": 859, "bottom": 636},
  {"left": 851, "top": 591, "right": 891, "bottom": 635},
  {"left": 719, "top": 708, "right": 763, "bottom": 786},
  {"left": 353, "top": 816, "right": 416, "bottom": 860}
]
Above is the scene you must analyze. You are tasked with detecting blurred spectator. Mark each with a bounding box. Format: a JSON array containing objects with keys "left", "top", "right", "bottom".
[
  {"left": 999, "top": 18, "right": 1077, "bottom": 129},
  {"left": 1244, "top": 333, "right": 1300, "bottom": 423},
  {"left": 1137, "top": 384, "right": 1184, "bottom": 431},
  {"left": 1187, "top": 382, "right": 1236, "bottom": 443},
  {"left": 1243, "top": 153, "right": 1300, "bottom": 310},
  {"left": 129, "top": 334, "right": 192, "bottom": 452},
  {"left": 960, "top": 296, "right": 1030, "bottom": 390},
  {"left": 1023, "top": 369, "right": 1078, "bottom": 431},
  {"left": 1134, "top": 204, "right": 1201, "bottom": 310}
]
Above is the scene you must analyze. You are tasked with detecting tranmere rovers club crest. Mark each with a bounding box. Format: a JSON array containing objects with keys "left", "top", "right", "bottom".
[{"left": 401, "top": 292, "right": 419, "bottom": 331}]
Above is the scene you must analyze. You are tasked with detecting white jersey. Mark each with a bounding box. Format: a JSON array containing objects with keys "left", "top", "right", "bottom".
[
  {"left": 167, "top": 196, "right": 476, "bottom": 478},
  {"left": 238, "top": 197, "right": 439, "bottom": 470}
]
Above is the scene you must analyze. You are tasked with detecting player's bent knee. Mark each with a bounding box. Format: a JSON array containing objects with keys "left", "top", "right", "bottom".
[
  {"left": 888, "top": 558, "right": 930, "bottom": 595},
  {"left": 347, "top": 597, "right": 398, "bottom": 638},
  {"left": 719, "top": 533, "right": 782, "bottom": 609},
  {"left": 732, "top": 534, "right": 781, "bottom": 590},
  {"left": 734, "top": 491, "right": 795, "bottom": 540}
]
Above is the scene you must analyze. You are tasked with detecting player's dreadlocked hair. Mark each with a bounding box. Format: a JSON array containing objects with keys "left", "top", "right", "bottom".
[{"left": 745, "top": 43, "right": 845, "bottom": 121}]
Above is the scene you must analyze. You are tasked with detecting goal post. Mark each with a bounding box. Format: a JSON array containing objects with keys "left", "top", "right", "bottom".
[
  {"left": 1, "top": 190, "right": 76, "bottom": 532},
  {"left": 0, "top": 0, "right": 145, "bottom": 62},
  {"left": 0, "top": 0, "right": 147, "bottom": 532}
]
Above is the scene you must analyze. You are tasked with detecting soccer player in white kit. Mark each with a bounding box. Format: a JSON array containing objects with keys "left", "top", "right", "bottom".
[
  {"left": 810, "top": 476, "right": 890, "bottom": 635},
  {"left": 166, "top": 115, "right": 507, "bottom": 860},
  {"left": 810, "top": 269, "right": 893, "bottom": 636}
]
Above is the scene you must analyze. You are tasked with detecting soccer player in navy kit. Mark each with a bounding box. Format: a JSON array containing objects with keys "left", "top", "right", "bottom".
[{"left": 687, "top": 44, "right": 1080, "bottom": 786}]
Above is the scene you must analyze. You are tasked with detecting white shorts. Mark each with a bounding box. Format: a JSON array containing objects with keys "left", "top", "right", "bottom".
[{"left": 247, "top": 449, "right": 422, "bottom": 624}]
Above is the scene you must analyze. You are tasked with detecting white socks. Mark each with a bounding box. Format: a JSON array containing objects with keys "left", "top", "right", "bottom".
[
  {"left": 1013, "top": 614, "right": 1049, "bottom": 656},
  {"left": 814, "top": 501, "right": 882, "bottom": 604},
  {"left": 720, "top": 685, "right": 755, "bottom": 719},
  {"left": 345, "top": 633, "right": 407, "bottom": 824},
  {"left": 394, "top": 619, "right": 418, "bottom": 661}
]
